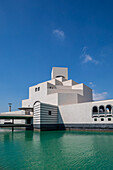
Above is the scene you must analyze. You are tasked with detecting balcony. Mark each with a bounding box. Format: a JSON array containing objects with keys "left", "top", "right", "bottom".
[
  {"left": 92, "top": 112, "right": 98, "bottom": 117},
  {"left": 106, "top": 112, "right": 112, "bottom": 117},
  {"left": 99, "top": 112, "right": 105, "bottom": 117}
]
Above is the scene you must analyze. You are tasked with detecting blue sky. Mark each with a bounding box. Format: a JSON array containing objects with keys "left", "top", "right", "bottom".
[{"left": 0, "top": 0, "right": 113, "bottom": 112}]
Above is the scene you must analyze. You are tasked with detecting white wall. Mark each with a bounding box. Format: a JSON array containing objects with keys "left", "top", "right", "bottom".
[
  {"left": 63, "top": 80, "right": 78, "bottom": 86},
  {"left": 78, "top": 84, "right": 92, "bottom": 103},
  {"left": 51, "top": 67, "right": 68, "bottom": 79},
  {"left": 59, "top": 99, "right": 113, "bottom": 124},
  {"left": 22, "top": 82, "right": 48, "bottom": 107},
  {"left": 58, "top": 93, "right": 77, "bottom": 105}
]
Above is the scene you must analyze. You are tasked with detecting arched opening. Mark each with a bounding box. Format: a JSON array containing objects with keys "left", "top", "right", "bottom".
[
  {"left": 33, "top": 101, "right": 40, "bottom": 106},
  {"left": 55, "top": 75, "right": 65, "bottom": 78},
  {"left": 92, "top": 106, "right": 98, "bottom": 116},
  {"left": 106, "top": 105, "right": 112, "bottom": 114},
  {"left": 99, "top": 105, "right": 105, "bottom": 115}
]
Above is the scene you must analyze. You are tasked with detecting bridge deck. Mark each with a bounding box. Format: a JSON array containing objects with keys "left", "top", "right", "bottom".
[
  {"left": 0, "top": 115, "right": 33, "bottom": 119},
  {"left": 0, "top": 124, "right": 32, "bottom": 127}
]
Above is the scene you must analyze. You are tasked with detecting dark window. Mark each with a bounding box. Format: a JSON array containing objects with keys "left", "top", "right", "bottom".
[
  {"left": 101, "top": 118, "right": 104, "bottom": 121},
  {"left": 49, "top": 87, "right": 54, "bottom": 89},
  {"left": 5, "top": 119, "right": 11, "bottom": 121},
  {"left": 108, "top": 118, "right": 111, "bottom": 121},
  {"left": 48, "top": 111, "right": 52, "bottom": 115},
  {"left": 35, "top": 88, "right": 38, "bottom": 92},
  {"left": 94, "top": 118, "right": 97, "bottom": 121},
  {"left": 35, "top": 87, "right": 40, "bottom": 92},
  {"left": 92, "top": 106, "right": 98, "bottom": 116}
]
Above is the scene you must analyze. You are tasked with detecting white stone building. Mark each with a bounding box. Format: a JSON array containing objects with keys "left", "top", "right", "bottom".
[{"left": 0, "top": 67, "right": 113, "bottom": 131}]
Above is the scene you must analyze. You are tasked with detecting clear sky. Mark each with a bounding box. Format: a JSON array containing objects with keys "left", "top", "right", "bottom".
[{"left": 0, "top": 0, "right": 113, "bottom": 112}]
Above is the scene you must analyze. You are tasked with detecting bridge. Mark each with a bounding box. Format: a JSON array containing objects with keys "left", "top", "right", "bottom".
[{"left": 0, "top": 114, "right": 33, "bottom": 131}]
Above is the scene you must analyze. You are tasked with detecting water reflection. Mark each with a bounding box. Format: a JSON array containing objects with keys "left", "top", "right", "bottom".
[{"left": 0, "top": 130, "right": 113, "bottom": 169}]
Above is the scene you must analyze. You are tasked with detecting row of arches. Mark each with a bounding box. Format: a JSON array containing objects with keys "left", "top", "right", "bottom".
[{"left": 92, "top": 105, "right": 112, "bottom": 116}]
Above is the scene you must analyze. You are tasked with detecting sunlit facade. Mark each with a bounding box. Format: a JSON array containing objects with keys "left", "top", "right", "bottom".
[{"left": 0, "top": 67, "right": 113, "bottom": 131}]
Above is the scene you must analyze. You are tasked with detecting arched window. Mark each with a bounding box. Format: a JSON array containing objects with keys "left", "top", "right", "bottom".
[
  {"left": 92, "top": 106, "right": 98, "bottom": 116},
  {"left": 92, "top": 106, "right": 98, "bottom": 113},
  {"left": 106, "top": 105, "right": 112, "bottom": 114},
  {"left": 99, "top": 105, "right": 105, "bottom": 114}
]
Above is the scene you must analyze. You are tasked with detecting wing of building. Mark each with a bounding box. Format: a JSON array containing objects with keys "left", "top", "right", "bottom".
[{"left": 1, "top": 67, "right": 113, "bottom": 131}]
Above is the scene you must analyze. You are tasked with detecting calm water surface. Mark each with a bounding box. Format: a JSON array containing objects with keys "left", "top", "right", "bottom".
[{"left": 0, "top": 129, "right": 113, "bottom": 170}]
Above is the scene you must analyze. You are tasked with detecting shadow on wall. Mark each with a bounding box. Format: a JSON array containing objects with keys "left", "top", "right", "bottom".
[{"left": 58, "top": 108, "right": 66, "bottom": 130}]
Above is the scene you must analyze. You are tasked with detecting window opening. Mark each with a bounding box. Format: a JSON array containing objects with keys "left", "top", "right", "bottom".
[
  {"left": 101, "top": 118, "right": 104, "bottom": 121},
  {"left": 48, "top": 111, "right": 52, "bottom": 115},
  {"left": 94, "top": 118, "right": 97, "bottom": 121},
  {"left": 108, "top": 118, "right": 111, "bottom": 121}
]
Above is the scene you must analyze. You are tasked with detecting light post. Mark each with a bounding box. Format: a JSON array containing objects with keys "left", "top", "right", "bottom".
[
  {"left": 8, "top": 103, "right": 12, "bottom": 112},
  {"left": 8, "top": 103, "right": 14, "bottom": 131}
]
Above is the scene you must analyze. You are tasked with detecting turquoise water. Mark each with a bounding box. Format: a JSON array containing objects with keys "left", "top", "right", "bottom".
[{"left": 0, "top": 130, "right": 113, "bottom": 169}]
